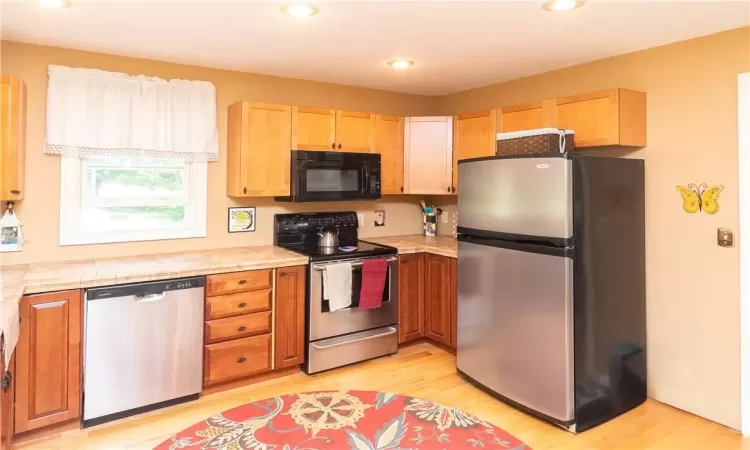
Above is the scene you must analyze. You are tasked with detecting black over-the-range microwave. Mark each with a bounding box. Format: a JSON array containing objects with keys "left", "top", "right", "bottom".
[{"left": 275, "top": 150, "right": 382, "bottom": 202}]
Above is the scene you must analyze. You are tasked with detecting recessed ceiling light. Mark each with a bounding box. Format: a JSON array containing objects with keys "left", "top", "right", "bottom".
[
  {"left": 387, "top": 60, "right": 414, "bottom": 70},
  {"left": 37, "top": 0, "right": 71, "bottom": 7},
  {"left": 281, "top": 3, "right": 319, "bottom": 18},
  {"left": 542, "top": 0, "right": 584, "bottom": 11}
]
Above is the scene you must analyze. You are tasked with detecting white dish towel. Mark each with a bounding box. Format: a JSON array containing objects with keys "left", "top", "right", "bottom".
[{"left": 323, "top": 262, "right": 352, "bottom": 312}]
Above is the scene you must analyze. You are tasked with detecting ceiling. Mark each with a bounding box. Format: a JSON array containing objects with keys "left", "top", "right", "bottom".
[{"left": 1, "top": 0, "right": 748, "bottom": 96}]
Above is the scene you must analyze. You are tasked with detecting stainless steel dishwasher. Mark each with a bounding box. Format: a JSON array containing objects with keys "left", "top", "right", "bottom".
[{"left": 83, "top": 277, "right": 204, "bottom": 427}]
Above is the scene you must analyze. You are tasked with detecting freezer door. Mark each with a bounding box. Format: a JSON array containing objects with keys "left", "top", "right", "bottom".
[
  {"left": 458, "top": 156, "right": 572, "bottom": 240},
  {"left": 456, "top": 238, "right": 574, "bottom": 424}
]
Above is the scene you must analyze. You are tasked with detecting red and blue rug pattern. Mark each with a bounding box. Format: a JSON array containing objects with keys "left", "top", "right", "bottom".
[{"left": 155, "top": 390, "right": 530, "bottom": 449}]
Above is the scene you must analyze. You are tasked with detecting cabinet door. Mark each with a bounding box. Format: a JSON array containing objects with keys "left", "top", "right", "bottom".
[
  {"left": 0, "top": 352, "right": 14, "bottom": 450},
  {"left": 450, "top": 257, "right": 458, "bottom": 350},
  {"left": 16, "top": 290, "right": 82, "bottom": 433},
  {"left": 398, "top": 253, "right": 424, "bottom": 344},
  {"left": 274, "top": 266, "right": 306, "bottom": 369},
  {"left": 497, "top": 100, "right": 555, "bottom": 133},
  {"left": 404, "top": 117, "right": 453, "bottom": 195},
  {"left": 292, "top": 106, "right": 336, "bottom": 151},
  {"left": 335, "top": 110, "right": 374, "bottom": 153},
  {"left": 227, "top": 102, "right": 291, "bottom": 197},
  {"left": 374, "top": 115, "right": 404, "bottom": 195},
  {"left": 0, "top": 75, "right": 26, "bottom": 201},
  {"left": 424, "top": 254, "right": 452, "bottom": 346},
  {"left": 453, "top": 110, "right": 496, "bottom": 192},
  {"left": 555, "top": 88, "right": 646, "bottom": 148}
]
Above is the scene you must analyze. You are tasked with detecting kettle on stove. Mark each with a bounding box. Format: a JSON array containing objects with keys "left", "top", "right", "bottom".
[{"left": 317, "top": 226, "right": 339, "bottom": 248}]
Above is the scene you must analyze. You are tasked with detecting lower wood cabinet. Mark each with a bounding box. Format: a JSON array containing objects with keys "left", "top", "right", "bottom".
[
  {"left": 274, "top": 266, "right": 306, "bottom": 369},
  {"left": 398, "top": 253, "right": 425, "bottom": 344},
  {"left": 204, "top": 334, "right": 272, "bottom": 385},
  {"left": 424, "top": 254, "right": 453, "bottom": 346},
  {"left": 398, "top": 253, "right": 457, "bottom": 349},
  {"left": 0, "top": 349, "right": 15, "bottom": 450},
  {"left": 15, "top": 290, "right": 82, "bottom": 434}
]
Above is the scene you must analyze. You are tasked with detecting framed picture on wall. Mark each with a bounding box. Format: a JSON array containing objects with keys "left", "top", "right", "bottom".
[{"left": 228, "top": 207, "right": 256, "bottom": 233}]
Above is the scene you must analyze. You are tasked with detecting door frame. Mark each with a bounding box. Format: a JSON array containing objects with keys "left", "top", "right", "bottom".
[{"left": 739, "top": 72, "right": 750, "bottom": 436}]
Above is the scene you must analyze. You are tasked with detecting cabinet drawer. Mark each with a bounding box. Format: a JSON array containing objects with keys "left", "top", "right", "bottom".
[
  {"left": 204, "top": 334, "right": 271, "bottom": 385},
  {"left": 206, "top": 270, "right": 272, "bottom": 296},
  {"left": 206, "top": 289, "right": 272, "bottom": 320},
  {"left": 205, "top": 312, "right": 271, "bottom": 344}
]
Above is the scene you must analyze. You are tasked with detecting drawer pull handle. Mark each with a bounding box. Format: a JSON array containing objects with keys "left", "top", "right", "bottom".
[
  {"left": 238, "top": 302, "right": 247, "bottom": 308},
  {"left": 238, "top": 280, "right": 247, "bottom": 285},
  {"left": 237, "top": 326, "right": 247, "bottom": 332},
  {"left": 237, "top": 357, "right": 246, "bottom": 363}
]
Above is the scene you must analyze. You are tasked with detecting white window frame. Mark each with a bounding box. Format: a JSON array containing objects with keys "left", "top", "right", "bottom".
[{"left": 59, "top": 156, "right": 207, "bottom": 246}]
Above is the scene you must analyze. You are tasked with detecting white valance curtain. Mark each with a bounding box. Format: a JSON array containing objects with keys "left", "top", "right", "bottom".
[{"left": 45, "top": 65, "right": 219, "bottom": 161}]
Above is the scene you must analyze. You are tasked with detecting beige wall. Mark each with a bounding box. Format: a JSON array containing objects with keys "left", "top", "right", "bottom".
[
  {"left": 435, "top": 27, "right": 750, "bottom": 429},
  {"left": 0, "top": 41, "right": 437, "bottom": 266},
  {"left": 2, "top": 28, "right": 749, "bottom": 430}
]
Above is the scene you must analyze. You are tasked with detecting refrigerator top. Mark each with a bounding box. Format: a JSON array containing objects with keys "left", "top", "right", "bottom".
[{"left": 458, "top": 152, "right": 572, "bottom": 165}]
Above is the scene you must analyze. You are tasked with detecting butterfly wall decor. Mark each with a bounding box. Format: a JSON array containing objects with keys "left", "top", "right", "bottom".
[{"left": 676, "top": 183, "right": 723, "bottom": 214}]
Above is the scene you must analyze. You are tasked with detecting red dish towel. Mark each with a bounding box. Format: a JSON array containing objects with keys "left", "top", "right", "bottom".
[{"left": 359, "top": 259, "right": 388, "bottom": 310}]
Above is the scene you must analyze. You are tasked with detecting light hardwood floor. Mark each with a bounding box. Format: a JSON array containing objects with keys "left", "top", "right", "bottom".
[{"left": 16, "top": 342, "right": 747, "bottom": 449}]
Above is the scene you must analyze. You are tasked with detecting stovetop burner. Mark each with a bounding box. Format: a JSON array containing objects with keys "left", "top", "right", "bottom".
[
  {"left": 279, "top": 240, "right": 397, "bottom": 262},
  {"left": 273, "top": 212, "right": 397, "bottom": 262}
]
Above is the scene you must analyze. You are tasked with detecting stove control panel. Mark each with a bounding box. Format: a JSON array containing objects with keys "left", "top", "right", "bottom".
[{"left": 275, "top": 212, "right": 359, "bottom": 235}]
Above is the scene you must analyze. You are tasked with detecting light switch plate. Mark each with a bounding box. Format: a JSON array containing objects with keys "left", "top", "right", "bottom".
[
  {"left": 357, "top": 213, "right": 365, "bottom": 226},
  {"left": 718, "top": 227, "right": 734, "bottom": 247}
]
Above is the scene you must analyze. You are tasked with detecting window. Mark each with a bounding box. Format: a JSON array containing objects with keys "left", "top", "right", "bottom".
[{"left": 60, "top": 156, "right": 207, "bottom": 245}]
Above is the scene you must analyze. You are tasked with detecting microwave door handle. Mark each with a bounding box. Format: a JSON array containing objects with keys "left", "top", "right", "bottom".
[{"left": 362, "top": 165, "right": 370, "bottom": 194}]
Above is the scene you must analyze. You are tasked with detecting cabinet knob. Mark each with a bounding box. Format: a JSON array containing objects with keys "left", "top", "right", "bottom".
[
  {"left": 338, "top": 143, "right": 342, "bottom": 150},
  {"left": 400, "top": 186, "right": 404, "bottom": 193},
  {"left": 452, "top": 186, "right": 456, "bottom": 193},
  {"left": 238, "top": 302, "right": 247, "bottom": 308},
  {"left": 10, "top": 189, "right": 20, "bottom": 195},
  {"left": 243, "top": 187, "right": 247, "bottom": 194},
  {"left": 1, "top": 371, "right": 11, "bottom": 392},
  {"left": 237, "top": 357, "right": 246, "bottom": 364},
  {"left": 332, "top": 143, "right": 336, "bottom": 149},
  {"left": 237, "top": 326, "right": 247, "bottom": 332},
  {"left": 447, "top": 187, "right": 451, "bottom": 193},
  {"left": 238, "top": 279, "right": 247, "bottom": 285}
]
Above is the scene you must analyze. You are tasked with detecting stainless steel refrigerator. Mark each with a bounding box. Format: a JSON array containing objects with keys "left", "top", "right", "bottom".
[{"left": 456, "top": 154, "right": 646, "bottom": 433}]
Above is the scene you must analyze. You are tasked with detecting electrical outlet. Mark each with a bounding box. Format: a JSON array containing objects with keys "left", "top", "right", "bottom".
[
  {"left": 357, "top": 213, "right": 365, "bottom": 226},
  {"left": 441, "top": 213, "right": 448, "bottom": 224}
]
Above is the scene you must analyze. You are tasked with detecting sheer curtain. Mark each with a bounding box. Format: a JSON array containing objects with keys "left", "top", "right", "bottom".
[{"left": 44, "top": 65, "right": 218, "bottom": 161}]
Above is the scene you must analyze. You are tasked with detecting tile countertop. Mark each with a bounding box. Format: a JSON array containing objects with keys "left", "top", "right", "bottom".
[
  {"left": 364, "top": 235, "right": 457, "bottom": 258},
  {"left": 0, "top": 245, "right": 309, "bottom": 358}
]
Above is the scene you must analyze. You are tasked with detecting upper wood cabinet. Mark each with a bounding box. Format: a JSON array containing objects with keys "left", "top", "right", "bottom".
[
  {"left": 227, "top": 102, "right": 291, "bottom": 197},
  {"left": 335, "top": 110, "right": 375, "bottom": 153},
  {"left": 0, "top": 75, "right": 26, "bottom": 201},
  {"left": 274, "top": 266, "right": 306, "bottom": 369},
  {"left": 404, "top": 116, "right": 453, "bottom": 195},
  {"left": 452, "top": 110, "right": 496, "bottom": 193},
  {"left": 398, "top": 253, "right": 425, "bottom": 344},
  {"left": 291, "top": 107, "right": 374, "bottom": 153},
  {"left": 375, "top": 115, "right": 404, "bottom": 195},
  {"left": 292, "top": 106, "right": 336, "bottom": 151},
  {"left": 497, "top": 100, "right": 555, "bottom": 133},
  {"left": 16, "top": 290, "right": 82, "bottom": 433},
  {"left": 555, "top": 88, "right": 646, "bottom": 148}
]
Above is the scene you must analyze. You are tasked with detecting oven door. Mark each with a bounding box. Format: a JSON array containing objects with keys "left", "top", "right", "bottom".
[
  {"left": 309, "top": 256, "right": 399, "bottom": 342},
  {"left": 294, "top": 151, "right": 381, "bottom": 202}
]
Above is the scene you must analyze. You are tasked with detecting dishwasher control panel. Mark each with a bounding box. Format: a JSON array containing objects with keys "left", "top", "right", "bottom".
[{"left": 86, "top": 276, "right": 205, "bottom": 300}]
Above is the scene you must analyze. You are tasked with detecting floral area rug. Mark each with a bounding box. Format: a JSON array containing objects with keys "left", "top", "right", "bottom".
[{"left": 156, "top": 390, "right": 530, "bottom": 450}]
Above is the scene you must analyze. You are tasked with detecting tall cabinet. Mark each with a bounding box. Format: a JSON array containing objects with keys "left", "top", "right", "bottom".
[
  {"left": 403, "top": 116, "right": 453, "bottom": 195},
  {"left": 0, "top": 75, "right": 26, "bottom": 201}
]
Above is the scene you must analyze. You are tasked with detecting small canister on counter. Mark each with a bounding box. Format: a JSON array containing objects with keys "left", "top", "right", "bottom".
[{"left": 423, "top": 213, "right": 437, "bottom": 237}]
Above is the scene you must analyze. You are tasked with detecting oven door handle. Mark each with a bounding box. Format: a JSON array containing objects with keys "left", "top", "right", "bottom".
[
  {"left": 311, "top": 327, "right": 397, "bottom": 349},
  {"left": 311, "top": 256, "right": 398, "bottom": 271}
]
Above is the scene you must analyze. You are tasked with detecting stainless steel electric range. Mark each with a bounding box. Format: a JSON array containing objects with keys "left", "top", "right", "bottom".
[{"left": 274, "top": 212, "right": 399, "bottom": 374}]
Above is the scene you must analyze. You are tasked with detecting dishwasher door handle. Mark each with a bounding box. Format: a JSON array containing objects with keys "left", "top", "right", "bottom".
[{"left": 134, "top": 292, "right": 167, "bottom": 302}]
